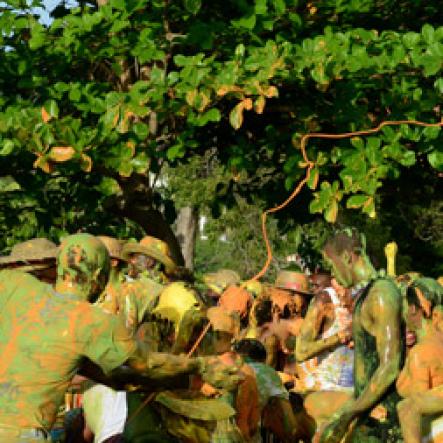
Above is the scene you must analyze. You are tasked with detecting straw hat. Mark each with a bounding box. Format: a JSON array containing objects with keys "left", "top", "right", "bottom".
[
  {"left": 121, "top": 236, "right": 176, "bottom": 272},
  {"left": 97, "top": 236, "right": 125, "bottom": 261},
  {"left": 0, "top": 238, "right": 57, "bottom": 269},
  {"left": 274, "top": 271, "right": 312, "bottom": 296},
  {"left": 203, "top": 269, "right": 241, "bottom": 295}
]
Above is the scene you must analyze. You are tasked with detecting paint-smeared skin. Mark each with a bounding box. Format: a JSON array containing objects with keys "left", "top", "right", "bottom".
[
  {"left": 319, "top": 279, "right": 403, "bottom": 443},
  {"left": 0, "top": 269, "right": 136, "bottom": 430},
  {"left": 396, "top": 305, "right": 443, "bottom": 443}
]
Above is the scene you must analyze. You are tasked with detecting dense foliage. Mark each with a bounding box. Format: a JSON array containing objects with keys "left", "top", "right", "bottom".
[{"left": 0, "top": 0, "right": 442, "bottom": 275}]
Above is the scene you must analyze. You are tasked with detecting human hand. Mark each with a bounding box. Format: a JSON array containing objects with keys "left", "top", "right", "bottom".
[{"left": 338, "top": 327, "right": 352, "bottom": 344}]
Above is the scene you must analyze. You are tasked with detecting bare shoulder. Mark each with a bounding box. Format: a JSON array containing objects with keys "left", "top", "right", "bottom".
[{"left": 367, "top": 279, "right": 401, "bottom": 305}]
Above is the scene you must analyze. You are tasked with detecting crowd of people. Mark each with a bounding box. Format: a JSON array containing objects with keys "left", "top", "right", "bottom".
[{"left": 0, "top": 228, "right": 443, "bottom": 443}]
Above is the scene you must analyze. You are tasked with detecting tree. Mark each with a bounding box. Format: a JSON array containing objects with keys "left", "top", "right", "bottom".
[{"left": 0, "top": 0, "right": 441, "bottom": 274}]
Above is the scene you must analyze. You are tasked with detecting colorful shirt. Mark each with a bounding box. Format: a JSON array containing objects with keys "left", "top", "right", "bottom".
[{"left": 0, "top": 270, "right": 136, "bottom": 430}]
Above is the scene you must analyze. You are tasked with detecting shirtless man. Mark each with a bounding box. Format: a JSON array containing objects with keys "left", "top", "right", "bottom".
[
  {"left": 319, "top": 229, "right": 403, "bottom": 443},
  {"left": 396, "top": 278, "right": 443, "bottom": 443}
]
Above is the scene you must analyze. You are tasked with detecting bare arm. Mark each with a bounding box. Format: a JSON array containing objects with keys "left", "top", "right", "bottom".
[
  {"left": 349, "top": 280, "right": 402, "bottom": 415},
  {"left": 319, "top": 280, "right": 402, "bottom": 443},
  {"left": 125, "top": 346, "right": 201, "bottom": 379},
  {"left": 296, "top": 295, "right": 341, "bottom": 362}
]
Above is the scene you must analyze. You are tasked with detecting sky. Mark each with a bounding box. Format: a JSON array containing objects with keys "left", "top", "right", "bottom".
[{"left": 34, "top": 0, "right": 78, "bottom": 24}]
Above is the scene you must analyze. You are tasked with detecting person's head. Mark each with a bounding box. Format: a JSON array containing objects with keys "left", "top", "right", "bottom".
[
  {"left": 233, "top": 338, "right": 267, "bottom": 363},
  {"left": 122, "top": 236, "right": 176, "bottom": 279},
  {"left": 310, "top": 273, "right": 332, "bottom": 295},
  {"left": 405, "top": 277, "right": 443, "bottom": 338},
  {"left": 0, "top": 238, "right": 58, "bottom": 284},
  {"left": 56, "top": 233, "right": 110, "bottom": 302},
  {"left": 207, "top": 306, "right": 240, "bottom": 354},
  {"left": 322, "top": 228, "right": 374, "bottom": 288},
  {"left": 274, "top": 271, "right": 312, "bottom": 317}
]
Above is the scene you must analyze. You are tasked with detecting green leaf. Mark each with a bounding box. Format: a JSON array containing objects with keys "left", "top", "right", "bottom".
[
  {"left": 184, "top": 0, "right": 202, "bottom": 14},
  {"left": 229, "top": 102, "right": 245, "bottom": 130},
  {"left": 434, "top": 78, "right": 443, "bottom": 94},
  {"left": 29, "top": 23, "right": 46, "bottom": 50},
  {"left": 346, "top": 194, "right": 369, "bottom": 209},
  {"left": 43, "top": 100, "right": 59, "bottom": 119},
  {"left": 399, "top": 150, "right": 416, "bottom": 167},
  {"left": 231, "top": 13, "right": 256, "bottom": 30},
  {"left": 403, "top": 32, "right": 421, "bottom": 49},
  {"left": 193, "top": 108, "right": 221, "bottom": 126},
  {"left": 274, "top": 0, "right": 286, "bottom": 14},
  {"left": 255, "top": 0, "right": 267, "bottom": 15},
  {"left": 422, "top": 24, "right": 435, "bottom": 44},
  {"left": 421, "top": 55, "right": 442, "bottom": 77},
  {"left": 428, "top": 150, "right": 443, "bottom": 171},
  {"left": 307, "top": 167, "right": 319, "bottom": 190},
  {"left": 0, "top": 139, "right": 15, "bottom": 156},
  {"left": 324, "top": 200, "right": 338, "bottom": 223},
  {"left": 422, "top": 126, "right": 441, "bottom": 140},
  {"left": 167, "top": 143, "right": 186, "bottom": 161},
  {"left": 133, "top": 122, "right": 149, "bottom": 140},
  {"left": 0, "top": 176, "right": 20, "bottom": 192},
  {"left": 350, "top": 137, "right": 364, "bottom": 149}
]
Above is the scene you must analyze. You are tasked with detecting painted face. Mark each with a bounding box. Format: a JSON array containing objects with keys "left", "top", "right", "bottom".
[
  {"left": 128, "top": 254, "right": 158, "bottom": 277},
  {"left": 406, "top": 303, "right": 425, "bottom": 333},
  {"left": 322, "top": 250, "right": 354, "bottom": 288}
]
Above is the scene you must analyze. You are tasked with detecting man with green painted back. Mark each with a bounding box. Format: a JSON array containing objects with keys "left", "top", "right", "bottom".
[
  {"left": 319, "top": 228, "right": 404, "bottom": 443},
  {"left": 0, "top": 233, "right": 238, "bottom": 441}
]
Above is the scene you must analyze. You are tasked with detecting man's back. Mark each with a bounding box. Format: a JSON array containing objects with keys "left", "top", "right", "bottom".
[{"left": 0, "top": 270, "right": 135, "bottom": 430}]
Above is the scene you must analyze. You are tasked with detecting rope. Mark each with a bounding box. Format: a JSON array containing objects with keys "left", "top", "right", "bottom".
[{"left": 249, "top": 118, "right": 443, "bottom": 282}]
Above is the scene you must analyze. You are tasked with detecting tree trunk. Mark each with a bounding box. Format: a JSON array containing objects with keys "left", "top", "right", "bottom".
[
  {"left": 175, "top": 206, "right": 198, "bottom": 270},
  {"left": 116, "top": 204, "right": 185, "bottom": 267}
]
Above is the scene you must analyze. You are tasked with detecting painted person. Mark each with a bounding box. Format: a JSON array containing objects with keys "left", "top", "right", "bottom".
[
  {"left": 295, "top": 275, "right": 354, "bottom": 428},
  {"left": 0, "top": 237, "right": 58, "bottom": 284},
  {"left": 94, "top": 236, "right": 127, "bottom": 316},
  {"left": 234, "top": 338, "right": 314, "bottom": 443},
  {"left": 396, "top": 278, "right": 443, "bottom": 443},
  {"left": 82, "top": 236, "right": 165, "bottom": 443},
  {"left": 0, "top": 234, "right": 238, "bottom": 442},
  {"left": 204, "top": 307, "right": 260, "bottom": 443},
  {"left": 257, "top": 271, "right": 311, "bottom": 370},
  {"left": 96, "top": 236, "right": 164, "bottom": 338},
  {"left": 121, "top": 236, "right": 176, "bottom": 284},
  {"left": 155, "top": 306, "right": 259, "bottom": 443},
  {"left": 318, "top": 228, "right": 404, "bottom": 443}
]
